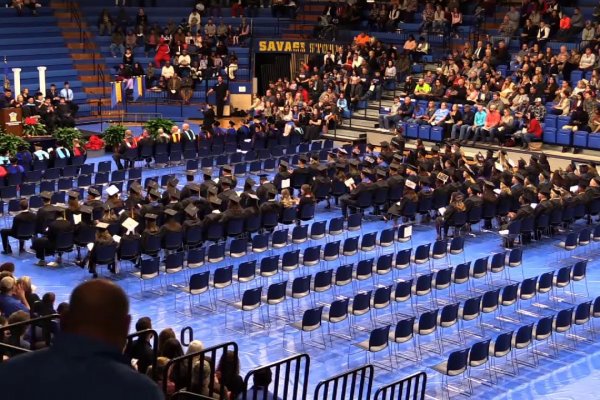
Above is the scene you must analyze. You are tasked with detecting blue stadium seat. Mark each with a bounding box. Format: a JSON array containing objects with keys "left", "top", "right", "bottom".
[
  {"left": 556, "top": 129, "right": 572, "bottom": 146},
  {"left": 418, "top": 125, "right": 431, "bottom": 140},
  {"left": 573, "top": 131, "right": 588, "bottom": 148},
  {"left": 406, "top": 124, "right": 419, "bottom": 139},
  {"left": 588, "top": 134, "right": 600, "bottom": 149},
  {"left": 543, "top": 128, "right": 557, "bottom": 144},
  {"left": 544, "top": 115, "right": 557, "bottom": 130},
  {"left": 430, "top": 126, "right": 443, "bottom": 142}
]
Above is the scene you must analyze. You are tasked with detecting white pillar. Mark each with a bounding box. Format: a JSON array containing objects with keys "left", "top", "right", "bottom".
[
  {"left": 11, "top": 68, "right": 21, "bottom": 96},
  {"left": 37, "top": 66, "right": 47, "bottom": 95}
]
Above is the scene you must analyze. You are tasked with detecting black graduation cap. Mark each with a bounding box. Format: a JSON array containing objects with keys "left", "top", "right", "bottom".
[
  {"left": 431, "top": 145, "right": 440, "bottom": 152},
  {"left": 146, "top": 180, "right": 159, "bottom": 189},
  {"left": 130, "top": 182, "right": 143, "bottom": 194},
  {"left": 393, "top": 154, "right": 403, "bottom": 162},
  {"left": 185, "top": 170, "right": 196, "bottom": 178},
  {"left": 245, "top": 177, "right": 256, "bottom": 186},
  {"left": 258, "top": 173, "right": 269, "bottom": 179},
  {"left": 208, "top": 186, "right": 218, "bottom": 195},
  {"left": 210, "top": 197, "right": 222, "bottom": 206},
  {"left": 189, "top": 183, "right": 201, "bottom": 193},
  {"left": 88, "top": 188, "right": 100, "bottom": 197},
  {"left": 514, "top": 173, "right": 525, "bottom": 182},
  {"left": 311, "top": 153, "right": 319, "bottom": 161},
  {"left": 349, "top": 159, "right": 360, "bottom": 167},
  {"left": 376, "top": 169, "right": 387, "bottom": 178},
  {"left": 79, "top": 205, "right": 93, "bottom": 215},
  {"left": 168, "top": 177, "right": 179, "bottom": 187},
  {"left": 363, "top": 168, "right": 373, "bottom": 176},
  {"left": 222, "top": 165, "right": 233, "bottom": 173},
  {"left": 228, "top": 193, "right": 241, "bottom": 203},
  {"left": 483, "top": 180, "right": 495, "bottom": 188},
  {"left": 389, "top": 162, "right": 400, "bottom": 170},
  {"left": 420, "top": 176, "right": 431, "bottom": 186},
  {"left": 164, "top": 208, "right": 178, "bottom": 217},
  {"left": 221, "top": 177, "right": 233, "bottom": 186},
  {"left": 380, "top": 141, "right": 390, "bottom": 148},
  {"left": 145, "top": 213, "right": 158, "bottom": 220},
  {"left": 280, "top": 160, "right": 289, "bottom": 168},
  {"left": 184, "top": 204, "right": 198, "bottom": 218},
  {"left": 149, "top": 188, "right": 161, "bottom": 198},
  {"left": 406, "top": 164, "right": 417, "bottom": 172},
  {"left": 541, "top": 170, "right": 550, "bottom": 179},
  {"left": 335, "top": 162, "right": 346, "bottom": 169},
  {"left": 299, "top": 155, "right": 308, "bottom": 163},
  {"left": 317, "top": 165, "right": 328, "bottom": 172},
  {"left": 202, "top": 167, "right": 213, "bottom": 177},
  {"left": 539, "top": 188, "right": 551, "bottom": 196},
  {"left": 470, "top": 184, "right": 481, "bottom": 194},
  {"left": 68, "top": 190, "right": 79, "bottom": 199},
  {"left": 102, "top": 203, "right": 112, "bottom": 211},
  {"left": 267, "top": 186, "right": 278, "bottom": 196},
  {"left": 337, "top": 148, "right": 348, "bottom": 155},
  {"left": 327, "top": 151, "right": 337, "bottom": 158}
]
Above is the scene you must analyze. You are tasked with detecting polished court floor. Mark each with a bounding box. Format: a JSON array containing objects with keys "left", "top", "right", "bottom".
[{"left": 7, "top": 152, "right": 600, "bottom": 400}]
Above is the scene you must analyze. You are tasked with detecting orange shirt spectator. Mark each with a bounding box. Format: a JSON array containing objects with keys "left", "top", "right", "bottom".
[
  {"left": 354, "top": 32, "right": 371, "bottom": 47},
  {"left": 484, "top": 109, "right": 501, "bottom": 128},
  {"left": 559, "top": 16, "right": 571, "bottom": 30}
]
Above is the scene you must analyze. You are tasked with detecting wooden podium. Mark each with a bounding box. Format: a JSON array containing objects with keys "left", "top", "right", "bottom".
[{"left": 0, "top": 108, "right": 23, "bottom": 136}]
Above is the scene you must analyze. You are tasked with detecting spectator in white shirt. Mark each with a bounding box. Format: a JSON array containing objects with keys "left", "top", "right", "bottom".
[
  {"left": 579, "top": 47, "right": 597, "bottom": 71},
  {"left": 537, "top": 21, "right": 550, "bottom": 45},
  {"left": 161, "top": 61, "right": 175, "bottom": 80},
  {"left": 188, "top": 10, "right": 201, "bottom": 34},
  {"left": 59, "top": 82, "right": 73, "bottom": 101}
]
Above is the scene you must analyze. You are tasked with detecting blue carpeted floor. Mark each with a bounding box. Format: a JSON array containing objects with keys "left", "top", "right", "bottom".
[{"left": 6, "top": 151, "right": 600, "bottom": 399}]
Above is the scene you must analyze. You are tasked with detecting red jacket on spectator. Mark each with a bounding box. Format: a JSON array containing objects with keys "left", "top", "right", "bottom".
[{"left": 528, "top": 118, "right": 543, "bottom": 138}]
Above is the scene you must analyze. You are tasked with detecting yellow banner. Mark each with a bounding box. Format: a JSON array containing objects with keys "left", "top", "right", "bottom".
[{"left": 257, "top": 40, "right": 336, "bottom": 54}]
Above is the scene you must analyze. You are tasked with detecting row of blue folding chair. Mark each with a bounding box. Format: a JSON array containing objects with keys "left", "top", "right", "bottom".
[
  {"left": 343, "top": 269, "right": 576, "bottom": 372},
  {"left": 432, "top": 298, "right": 597, "bottom": 398}
]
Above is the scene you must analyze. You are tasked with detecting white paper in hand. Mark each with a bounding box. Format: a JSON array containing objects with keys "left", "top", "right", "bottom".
[
  {"left": 403, "top": 225, "right": 413, "bottom": 237},
  {"left": 281, "top": 179, "right": 291, "bottom": 189},
  {"left": 112, "top": 235, "right": 121, "bottom": 243},
  {"left": 499, "top": 230, "right": 509, "bottom": 235},
  {"left": 570, "top": 185, "right": 579, "bottom": 193},
  {"left": 86, "top": 243, "right": 94, "bottom": 251},
  {"left": 73, "top": 214, "right": 82, "bottom": 225},
  {"left": 530, "top": 203, "right": 538, "bottom": 209},
  {"left": 495, "top": 162, "right": 504, "bottom": 172},
  {"left": 438, "top": 207, "right": 446, "bottom": 215},
  {"left": 344, "top": 178, "right": 355, "bottom": 188}
]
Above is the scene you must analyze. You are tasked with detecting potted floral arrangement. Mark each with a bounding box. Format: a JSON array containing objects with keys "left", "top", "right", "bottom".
[
  {"left": 22, "top": 117, "right": 48, "bottom": 137},
  {"left": 102, "top": 124, "right": 127, "bottom": 152},
  {"left": 52, "top": 127, "right": 85, "bottom": 148},
  {"left": 0, "top": 130, "right": 30, "bottom": 155},
  {"left": 144, "top": 117, "right": 175, "bottom": 139}
]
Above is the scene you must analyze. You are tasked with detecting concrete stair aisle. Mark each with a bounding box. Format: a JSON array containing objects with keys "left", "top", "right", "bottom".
[
  {"left": 282, "top": 1, "right": 326, "bottom": 39},
  {"left": 51, "top": 0, "right": 109, "bottom": 115}
]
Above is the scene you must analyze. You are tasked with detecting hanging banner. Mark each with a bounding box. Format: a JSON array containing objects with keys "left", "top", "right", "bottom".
[{"left": 256, "top": 40, "right": 337, "bottom": 54}]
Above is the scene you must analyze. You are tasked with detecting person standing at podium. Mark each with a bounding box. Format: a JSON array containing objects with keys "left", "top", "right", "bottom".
[{"left": 0, "top": 88, "right": 15, "bottom": 109}]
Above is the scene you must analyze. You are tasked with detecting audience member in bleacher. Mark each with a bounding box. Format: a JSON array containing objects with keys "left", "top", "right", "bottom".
[{"left": 0, "top": 279, "right": 164, "bottom": 399}]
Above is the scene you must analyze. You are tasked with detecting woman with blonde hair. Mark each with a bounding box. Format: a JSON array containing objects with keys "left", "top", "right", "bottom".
[{"left": 280, "top": 188, "right": 295, "bottom": 208}]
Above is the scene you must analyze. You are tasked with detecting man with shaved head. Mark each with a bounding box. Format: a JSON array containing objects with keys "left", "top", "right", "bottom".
[{"left": 0, "top": 280, "right": 163, "bottom": 400}]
